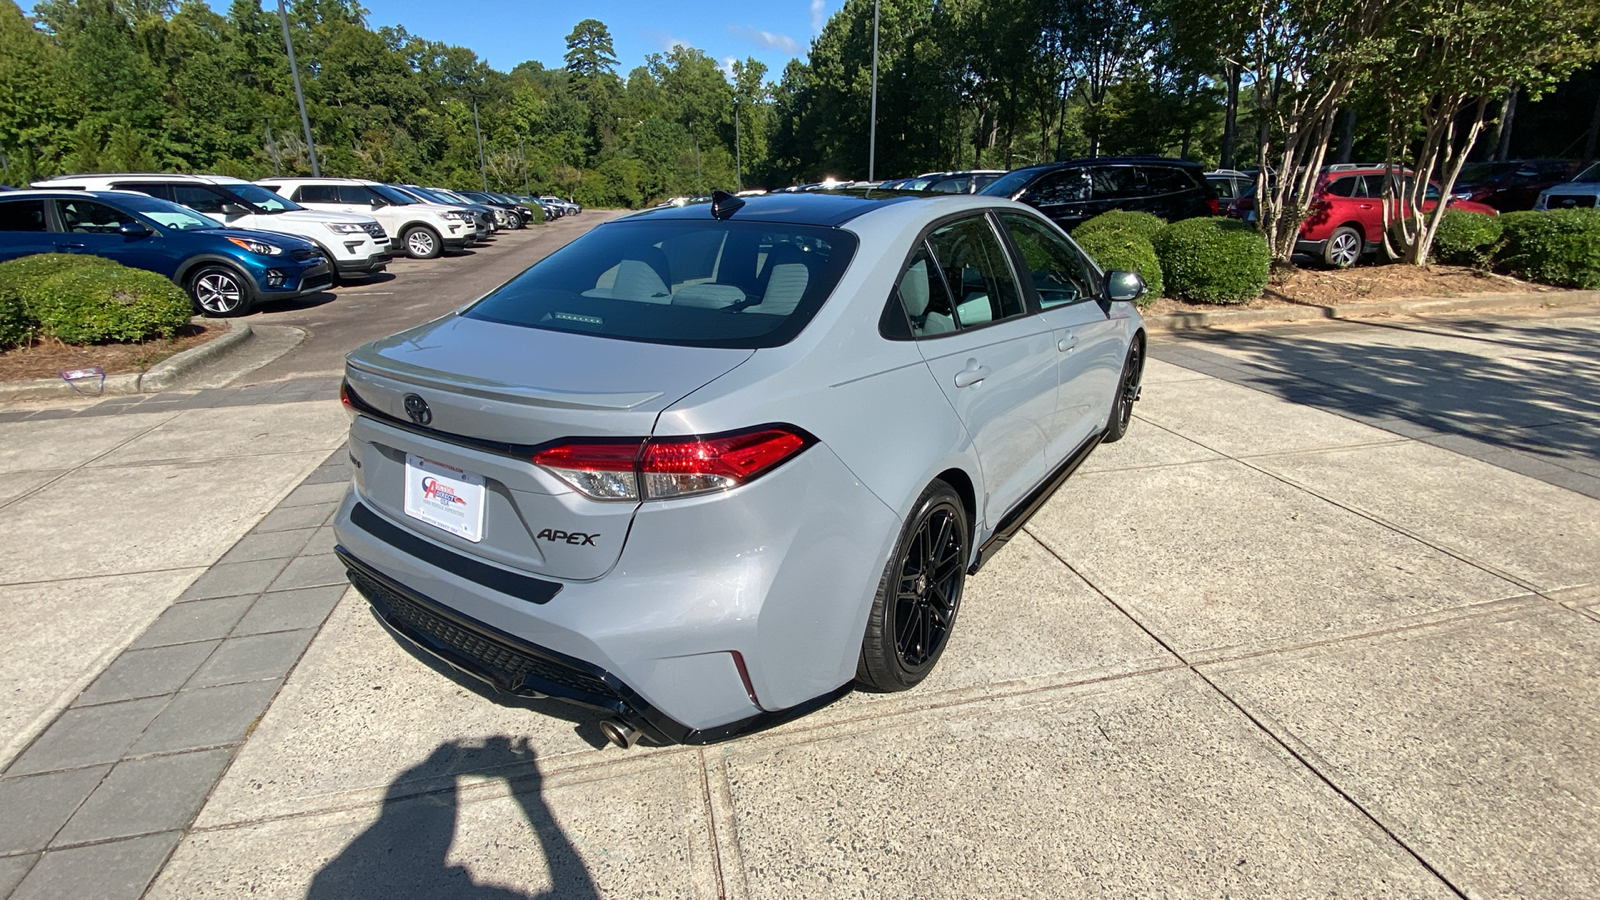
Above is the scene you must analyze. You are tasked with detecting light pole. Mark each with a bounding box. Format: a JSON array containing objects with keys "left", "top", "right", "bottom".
[
  {"left": 868, "top": 0, "right": 880, "bottom": 181},
  {"left": 276, "top": 0, "right": 319, "bottom": 176},
  {"left": 471, "top": 94, "right": 488, "bottom": 192}
]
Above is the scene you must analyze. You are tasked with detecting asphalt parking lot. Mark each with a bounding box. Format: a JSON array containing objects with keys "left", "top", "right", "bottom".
[{"left": 0, "top": 227, "right": 1596, "bottom": 898}]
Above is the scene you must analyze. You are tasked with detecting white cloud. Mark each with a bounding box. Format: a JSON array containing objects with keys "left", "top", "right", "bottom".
[
  {"left": 810, "top": 0, "right": 826, "bottom": 33},
  {"left": 720, "top": 56, "right": 739, "bottom": 78},
  {"left": 652, "top": 33, "right": 690, "bottom": 52},
  {"left": 727, "top": 24, "right": 800, "bottom": 54}
]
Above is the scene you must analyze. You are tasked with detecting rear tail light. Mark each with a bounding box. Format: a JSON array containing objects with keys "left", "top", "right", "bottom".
[
  {"left": 1206, "top": 196, "right": 1220, "bottom": 215},
  {"left": 532, "top": 426, "right": 813, "bottom": 502}
]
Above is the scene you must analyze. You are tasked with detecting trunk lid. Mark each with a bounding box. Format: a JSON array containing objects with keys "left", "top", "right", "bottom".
[{"left": 345, "top": 314, "right": 752, "bottom": 580}]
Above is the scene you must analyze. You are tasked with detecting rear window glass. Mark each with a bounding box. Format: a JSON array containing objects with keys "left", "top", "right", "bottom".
[{"left": 465, "top": 219, "right": 858, "bottom": 349}]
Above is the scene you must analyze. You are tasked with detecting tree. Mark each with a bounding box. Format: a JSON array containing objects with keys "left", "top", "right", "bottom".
[
  {"left": 1377, "top": 0, "right": 1600, "bottom": 264},
  {"left": 563, "top": 18, "right": 616, "bottom": 80}
]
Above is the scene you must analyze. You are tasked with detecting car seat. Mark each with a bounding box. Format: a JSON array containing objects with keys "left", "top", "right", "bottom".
[{"left": 899, "top": 258, "right": 955, "bottom": 335}]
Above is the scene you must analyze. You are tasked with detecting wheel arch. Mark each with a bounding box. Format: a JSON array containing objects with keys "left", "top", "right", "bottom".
[
  {"left": 174, "top": 254, "right": 255, "bottom": 289},
  {"left": 934, "top": 467, "right": 978, "bottom": 543}
]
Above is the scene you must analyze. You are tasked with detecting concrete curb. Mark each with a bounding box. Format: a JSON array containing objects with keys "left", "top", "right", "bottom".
[
  {"left": 1145, "top": 289, "right": 1600, "bottom": 331},
  {"left": 0, "top": 318, "right": 252, "bottom": 403}
]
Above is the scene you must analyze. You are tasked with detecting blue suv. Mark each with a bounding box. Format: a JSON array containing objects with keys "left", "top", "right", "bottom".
[{"left": 0, "top": 190, "right": 332, "bottom": 316}]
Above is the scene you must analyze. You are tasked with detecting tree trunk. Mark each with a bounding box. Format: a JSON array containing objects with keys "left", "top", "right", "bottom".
[
  {"left": 1220, "top": 64, "right": 1240, "bottom": 169},
  {"left": 1496, "top": 85, "right": 1518, "bottom": 161},
  {"left": 1585, "top": 83, "right": 1600, "bottom": 161},
  {"left": 1335, "top": 107, "right": 1355, "bottom": 163}
]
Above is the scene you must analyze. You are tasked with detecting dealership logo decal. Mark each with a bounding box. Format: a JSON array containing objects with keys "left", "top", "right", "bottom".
[{"left": 421, "top": 477, "right": 466, "bottom": 506}]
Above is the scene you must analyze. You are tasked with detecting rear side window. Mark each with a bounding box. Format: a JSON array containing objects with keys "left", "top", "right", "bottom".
[
  {"left": 1090, "top": 166, "right": 1145, "bottom": 200},
  {"left": 1326, "top": 176, "right": 1364, "bottom": 198},
  {"left": 895, "top": 242, "right": 958, "bottom": 337},
  {"left": 0, "top": 200, "right": 47, "bottom": 232},
  {"left": 295, "top": 185, "right": 340, "bottom": 203},
  {"left": 56, "top": 199, "right": 136, "bottom": 233},
  {"left": 464, "top": 219, "right": 858, "bottom": 349},
  {"left": 337, "top": 185, "right": 381, "bottom": 205},
  {"left": 1143, "top": 167, "right": 1196, "bottom": 193},
  {"left": 926, "top": 215, "right": 1025, "bottom": 327}
]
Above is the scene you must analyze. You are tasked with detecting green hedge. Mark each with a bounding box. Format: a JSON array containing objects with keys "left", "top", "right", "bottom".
[
  {"left": 1494, "top": 209, "right": 1600, "bottom": 289},
  {"left": 1073, "top": 210, "right": 1167, "bottom": 242},
  {"left": 30, "top": 265, "right": 193, "bottom": 344},
  {"left": 1152, "top": 217, "right": 1270, "bottom": 305},
  {"left": 1430, "top": 210, "right": 1503, "bottom": 266},
  {"left": 1074, "top": 228, "right": 1162, "bottom": 305},
  {"left": 0, "top": 254, "right": 121, "bottom": 349},
  {"left": 0, "top": 294, "right": 30, "bottom": 350}
]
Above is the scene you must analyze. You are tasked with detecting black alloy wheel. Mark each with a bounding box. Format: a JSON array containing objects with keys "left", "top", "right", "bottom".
[
  {"left": 1102, "top": 339, "right": 1143, "bottom": 443},
  {"left": 857, "top": 481, "right": 969, "bottom": 692}
]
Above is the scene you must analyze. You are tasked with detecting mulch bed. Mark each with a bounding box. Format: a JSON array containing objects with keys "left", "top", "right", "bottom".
[
  {"left": 0, "top": 322, "right": 222, "bottom": 382},
  {"left": 1147, "top": 264, "right": 1555, "bottom": 317}
]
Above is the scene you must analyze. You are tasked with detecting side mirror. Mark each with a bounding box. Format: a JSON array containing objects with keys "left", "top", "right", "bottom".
[
  {"left": 119, "top": 221, "right": 152, "bottom": 238},
  {"left": 370, "top": 197, "right": 386, "bottom": 209},
  {"left": 221, "top": 203, "right": 250, "bottom": 218},
  {"left": 1105, "top": 270, "right": 1147, "bottom": 303}
]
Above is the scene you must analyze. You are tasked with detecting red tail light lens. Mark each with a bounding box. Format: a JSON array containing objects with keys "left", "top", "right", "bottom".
[
  {"left": 532, "top": 427, "right": 812, "bottom": 501},
  {"left": 1207, "top": 196, "right": 1220, "bottom": 215}
]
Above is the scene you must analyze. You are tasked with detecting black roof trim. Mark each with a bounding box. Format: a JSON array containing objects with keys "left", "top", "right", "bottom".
[{"left": 621, "top": 190, "right": 937, "bottom": 227}]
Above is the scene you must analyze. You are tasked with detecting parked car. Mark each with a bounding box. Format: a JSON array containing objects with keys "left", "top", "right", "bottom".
[
  {"left": 333, "top": 190, "right": 1147, "bottom": 746},
  {"left": 1296, "top": 166, "right": 1499, "bottom": 267},
  {"left": 258, "top": 177, "right": 473, "bottom": 259},
  {"left": 31, "top": 173, "right": 392, "bottom": 283},
  {"left": 980, "top": 156, "right": 1218, "bottom": 230},
  {"left": 0, "top": 189, "right": 331, "bottom": 316},
  {"left": 457, "top": 190, "right": 531, "bottom": 229},
  {"left": 884, "top": 170, "right": 1007, "bottom": 194},
  {"left": 1454, "top": 159, "right": 1583, "bottom": 212},
  {"left": 390, "top": 184, "right": 493, "bottom": 241},
  {"left": 538, "top": 195, "right": 580, "bottom": 216},
  {"left": 1204, "top": 169, "right": 1255, "bottom": 204},
  {"left": 1535, "top": 161, "right": 1600, "bottom": 210}
]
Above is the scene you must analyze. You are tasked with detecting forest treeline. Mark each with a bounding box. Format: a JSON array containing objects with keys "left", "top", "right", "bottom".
[{"left": 1, "top": 0, "right": 1598, "bottom": 215}]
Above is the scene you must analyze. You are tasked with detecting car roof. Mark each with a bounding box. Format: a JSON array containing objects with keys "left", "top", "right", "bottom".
[
  {"left": 617, "top": 189, "right": 944, "bottom": 227},
  {"left": 2, "top": 189, "right": 168, "bottom": 200},
  {"left": 33, "top": 172, "right": 252, "bottom": 187}
]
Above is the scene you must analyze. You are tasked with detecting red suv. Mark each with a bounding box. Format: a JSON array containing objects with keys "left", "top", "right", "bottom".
[{"left": 1298, "top": 166, "right": 1498, "bottom": 267}]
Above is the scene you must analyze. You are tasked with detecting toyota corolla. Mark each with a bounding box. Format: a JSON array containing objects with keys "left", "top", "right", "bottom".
[{"left": 334, "top": 190, "right": 1146, "bottom": 747}]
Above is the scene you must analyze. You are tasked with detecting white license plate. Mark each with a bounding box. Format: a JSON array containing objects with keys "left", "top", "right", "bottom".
[{"left": 403, "top": 454, "right": 486, "bottom": 542}]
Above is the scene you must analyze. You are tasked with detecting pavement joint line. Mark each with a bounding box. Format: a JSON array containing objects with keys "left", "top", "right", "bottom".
[
  {"left": 0, "top": 446, "right": 348, "bottom": 900},
  {"left": 0, "top": 566, "right": 211, "bottom": 591},
  {"left": 695, "top": 747, "right": 730, "bottom": 900},
  {"left": 1023, "top": 510, "right": 1472, "bottom": 900},
  {"left": 0, "top": 412, "right": 181, "bottom": 514}
]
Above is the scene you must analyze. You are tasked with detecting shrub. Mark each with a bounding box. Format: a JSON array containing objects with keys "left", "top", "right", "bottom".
[
  {"left": 1494, "top": 209, "right": 1600, "bottom": 289},
  {"left": 1429, "top": 209, "right": 1503, "bottom": 266},
  {"left": 1073, "top": 210, "right": 1167, "bottom": 242},
  {"left": 30, "top": 265, "right": 192, "bottom": 344},
  {"left": 1152, "top": 217, "right": 1271, "bottom": 305},
  {"left": 1074, "top": 228, "right": 1162, "bottom": 304},
  {"left": 0, "top": 294, "right": 31, "bottom": 350},
  {"left": 0, "top": 253, "right": 119, "bottom": 311}
]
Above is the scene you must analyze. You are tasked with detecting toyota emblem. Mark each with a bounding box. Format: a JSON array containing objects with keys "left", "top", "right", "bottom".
[{"left": 403, "top": 394, "right": 432, "bottom": 426}]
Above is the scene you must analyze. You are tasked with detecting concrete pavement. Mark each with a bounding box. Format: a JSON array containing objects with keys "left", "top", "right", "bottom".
[{"left": 1, "top": 258, "right": 1597, "bottom": 897}]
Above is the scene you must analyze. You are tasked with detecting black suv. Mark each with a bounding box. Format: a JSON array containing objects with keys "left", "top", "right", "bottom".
[{"left": 980, "top": 157, "right": 1218, "bottom": 229}]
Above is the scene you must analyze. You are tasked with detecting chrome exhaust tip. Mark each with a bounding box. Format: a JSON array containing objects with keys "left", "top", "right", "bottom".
[{"left": 599, "top": 719, "right": 642, "bottom": 749}]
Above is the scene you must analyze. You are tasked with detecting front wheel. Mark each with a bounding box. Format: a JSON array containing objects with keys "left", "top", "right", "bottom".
[
  {"left": 402, "top": 225, "right": 442, "bottom": 259},
  {"left": 188, "top": 265, "right": 254, "bottom": 317},
  {"left": 856, "top": 481, "right": 970, "bottom": 693},
  {"left": 1101, "top": 339, "right": 1143, "bottom": 443}
]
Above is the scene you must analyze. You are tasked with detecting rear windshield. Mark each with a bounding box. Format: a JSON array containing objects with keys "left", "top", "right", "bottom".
[
  {"left": 979, "top": 168, "right": 1049, "bottom": 199},
  {"left": 465, "top": 219, "right": 857, "bottom": 349}
]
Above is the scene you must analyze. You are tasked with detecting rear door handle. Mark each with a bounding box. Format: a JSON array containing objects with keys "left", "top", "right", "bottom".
[
  {"left": 953, "top": 361, "right": 991, "bottom": 388},
  {"left": 56, "top": 242, "right": 86, "bottom": 250}
]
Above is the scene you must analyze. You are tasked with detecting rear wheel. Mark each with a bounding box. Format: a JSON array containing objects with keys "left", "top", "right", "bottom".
[
  {"left": 402, "top": 225, "right": 442, "bottom": 259},
  {"left": 1102, "top": 339, "right": 1143, "bottom": 443},
  {"left": 1322, "top": 226, "right": 1363, "bottom": 268},
  {"left": 856, "top": 481, "right": 969, "bottom": 692},
  {"left": 188, "top": 265, "right": 253, "bottom": 317}
]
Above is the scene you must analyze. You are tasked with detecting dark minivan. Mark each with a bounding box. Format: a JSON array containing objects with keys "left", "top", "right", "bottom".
[{"left": 980, "top": 157, "right": 1218, "bottom": 229}]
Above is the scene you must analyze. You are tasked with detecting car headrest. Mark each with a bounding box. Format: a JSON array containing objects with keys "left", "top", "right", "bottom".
[{"left": 899, "top": 259, "right": 932, "bottom": 317}]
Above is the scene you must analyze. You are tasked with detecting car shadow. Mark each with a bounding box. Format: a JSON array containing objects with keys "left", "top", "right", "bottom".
[
  {"left": 377, "top": 610, "right": 616, "bottom": 751},
  {"left": 253, "top": 290, "right": 338, "bottom": 315},
  {"left": 344, "top": 271, "right": 397, "bottom": 287},
  {"left": 1174, "top": 315, "right": 1600, "bottom": 465},
  {"left": 307, "top": 736, "right": 600, "bottom": 899}
]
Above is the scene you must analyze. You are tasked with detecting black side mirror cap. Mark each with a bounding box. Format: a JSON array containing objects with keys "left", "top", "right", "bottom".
[
  {"left": 1105, "top": 270, "right": 1147, "bottom": 303},
  {"left": 119, "top": 221, "right": 152, "bottom": 238}
]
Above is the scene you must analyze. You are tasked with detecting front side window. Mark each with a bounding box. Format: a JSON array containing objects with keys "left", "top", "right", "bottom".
[
  {"left": 464, "top": 219, "right": 857, "bottom": 349},
  {"left": 999, "top": 213, "right": 1099, "bottom": 309},
  {"left": 0, "top": 199, "right": 47, "bottom": 232},
  {"left": 925, "top": 215, "right": 1025, "bottom": 328}
]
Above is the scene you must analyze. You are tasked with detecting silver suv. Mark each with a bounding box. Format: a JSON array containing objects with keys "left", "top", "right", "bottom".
[
  {"left": 31, "top": 173, "right": 392, "bottom": 282},
  {"left": 333, "top": 191, "right": 1146, "bottom": 746}
]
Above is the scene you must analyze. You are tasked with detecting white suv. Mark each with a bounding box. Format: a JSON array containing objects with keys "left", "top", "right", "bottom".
[
  {"left": 258, "top": 178, "right": 472, "bottom": 259},
  {"left": 31, "top": 173, "right": 392, "bottom": 282}
]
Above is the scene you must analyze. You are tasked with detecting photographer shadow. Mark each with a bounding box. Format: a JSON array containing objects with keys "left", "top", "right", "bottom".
[{"left": 307, "top": 737, "right": 600, "bottom": 900}]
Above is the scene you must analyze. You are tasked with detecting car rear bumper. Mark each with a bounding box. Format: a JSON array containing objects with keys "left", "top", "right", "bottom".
[{"left": 331, "top": 438, "right": 901, "bottom": 739}]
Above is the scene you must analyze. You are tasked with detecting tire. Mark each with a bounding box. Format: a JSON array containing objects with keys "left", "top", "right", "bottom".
[
  {"left": 402, "top": 225, "right": 442, "bottom": 259},
  {"left": 856, "top": 481, "right": 970, "bottom": 693},
  {"left": 1102, "top": 338, "right": 1144, "bottom": 443},
  {"left": 187, "top": 264, "right": 254, "bottom": 317},
  {"left": 1322, "top": 226, "right": 1363, "bottom": 268}
]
